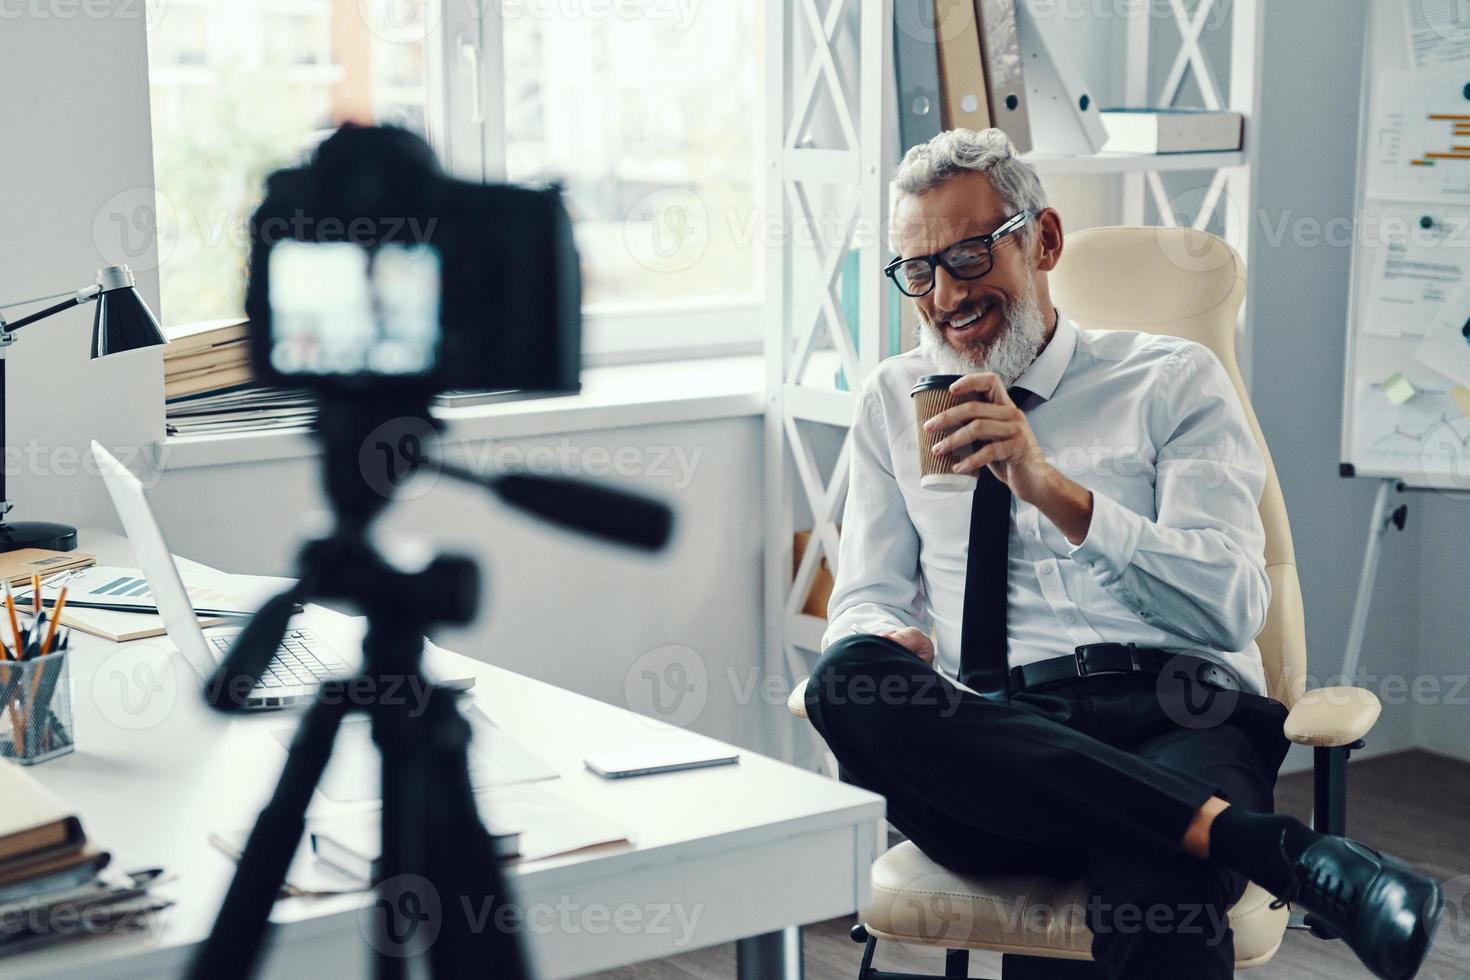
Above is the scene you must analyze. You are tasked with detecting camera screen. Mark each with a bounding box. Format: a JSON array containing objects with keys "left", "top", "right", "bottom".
[{"left": 267, "top": 241, "right": 441, "bottom": 377}]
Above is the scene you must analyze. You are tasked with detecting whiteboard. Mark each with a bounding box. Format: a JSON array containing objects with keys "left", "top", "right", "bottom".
[{"left": 1341, "top": 0, "right": 1470, "bottom": 489}]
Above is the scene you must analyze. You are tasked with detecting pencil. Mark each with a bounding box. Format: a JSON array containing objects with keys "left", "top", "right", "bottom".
[
  {"left": 3, "top": 582, "right": 21, "bottom": 657},
  {"left": 30, "top": 575, "right": 40, "bottom": 617},
  {"left": 41, "top": 588, "right": 66, "bottom": 655}
]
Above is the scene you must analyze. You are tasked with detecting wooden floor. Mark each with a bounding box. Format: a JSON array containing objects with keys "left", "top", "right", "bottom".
[{"left": 581, "top": 749, "right": 1470, "bottom": 979}]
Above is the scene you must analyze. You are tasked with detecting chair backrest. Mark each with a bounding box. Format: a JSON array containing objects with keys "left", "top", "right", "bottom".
[{"left": 1048, "top": 226, "right": 1306, "bottom": 708}]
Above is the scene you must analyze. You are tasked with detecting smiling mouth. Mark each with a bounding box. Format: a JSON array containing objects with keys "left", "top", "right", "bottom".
[{"left": 944, "top": 298, "right": 1001, "bottom": 344}]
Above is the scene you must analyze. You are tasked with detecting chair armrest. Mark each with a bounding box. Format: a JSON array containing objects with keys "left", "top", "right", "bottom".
[
  {"left": 788, "top": 678, "right": 810, "bottom": 719},
  {"left": 1283, "top": 687, "right": 1381, "bottom": 747}
]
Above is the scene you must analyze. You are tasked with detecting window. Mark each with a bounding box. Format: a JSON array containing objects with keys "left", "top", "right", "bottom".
[
  {"left": 144, "top": 0, "right": 764, "bottom": 357},
  {"left": 146, "top": 0, "right": 432, "bottom": 328},
  {"left": 500, "top": 5, "right": 764, "bottom": 317}
]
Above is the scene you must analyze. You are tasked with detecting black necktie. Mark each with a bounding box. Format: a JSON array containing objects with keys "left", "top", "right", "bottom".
[{"left": 959, "top": 387, "right": 1033, "bottom": 696}]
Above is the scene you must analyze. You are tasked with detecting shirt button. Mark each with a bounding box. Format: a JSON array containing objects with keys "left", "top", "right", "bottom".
[
  {"left": 1064, "top": 614, "right": 1077, "bottom": 625},
  {"left": 1040, "top": 566, "right": 1052, "bottom": 576},
  {"left": 1026, "top": 530, "right": 1038, "bottom": 540}
]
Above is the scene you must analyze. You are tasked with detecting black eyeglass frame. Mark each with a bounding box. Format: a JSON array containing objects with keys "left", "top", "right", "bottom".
[{"left": 883, "top": 209, "right": 1037, "bottom": 297}]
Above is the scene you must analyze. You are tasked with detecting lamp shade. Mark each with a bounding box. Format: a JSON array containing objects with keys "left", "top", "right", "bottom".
[{"left": 90, "top": 265, "right": 166, "bottom": 358}]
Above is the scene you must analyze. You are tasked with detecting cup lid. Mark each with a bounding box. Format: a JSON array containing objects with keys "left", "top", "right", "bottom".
[{"left": 910, "top": 374, "right": 963, "bottom": 396}]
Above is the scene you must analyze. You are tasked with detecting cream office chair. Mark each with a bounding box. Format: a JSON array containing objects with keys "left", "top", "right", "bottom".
[{"left": 788, "top": 226, "right": 1384, "bottom": 979}]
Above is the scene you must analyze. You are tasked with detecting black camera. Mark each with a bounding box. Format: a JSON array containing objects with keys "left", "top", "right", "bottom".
[{"left": 243, "top": 125, "right": 581, "bottom": 396}]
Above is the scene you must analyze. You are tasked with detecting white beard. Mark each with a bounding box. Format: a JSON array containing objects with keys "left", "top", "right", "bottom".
[{"left": 917, "top": 276, "right": 1049, "bottom": 385}]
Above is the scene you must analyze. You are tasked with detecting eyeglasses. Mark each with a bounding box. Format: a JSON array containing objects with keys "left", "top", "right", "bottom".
[{"left": 883, "top": 210, "right": 1035, "bottom": 298}]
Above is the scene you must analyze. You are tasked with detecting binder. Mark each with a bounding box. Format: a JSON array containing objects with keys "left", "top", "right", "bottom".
[
  {"left": 935, "top": 0, "right": 992, "bottom": 132},
  {"left": 975, "top": 0, "right": 1032, "bottom": 152},
  {"left": 1014, "top": 0, "right": 1108, "bottom": 155},
  {"left": 894, "top": 0, "right": 945, "bottom": 151}
]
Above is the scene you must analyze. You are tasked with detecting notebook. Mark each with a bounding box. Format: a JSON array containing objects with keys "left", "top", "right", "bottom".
[
  {"left": 18, "top": 565, "right": 291, "bottom": 617},
  {"left": 0, "top": 550, "right": 95, "bottom": 588},
  {"left": 0, "top": 761, "right": 86, "bottom": 874}
]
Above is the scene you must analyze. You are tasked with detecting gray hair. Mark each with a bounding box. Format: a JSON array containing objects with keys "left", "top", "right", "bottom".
[{"left": 888, "top": 128, "right": 1047, "bottom": 250}]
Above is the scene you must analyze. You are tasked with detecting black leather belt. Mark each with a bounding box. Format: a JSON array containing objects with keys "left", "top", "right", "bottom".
[{"left": 1007, "top": 642, "right": 1244, "bottom": 697}]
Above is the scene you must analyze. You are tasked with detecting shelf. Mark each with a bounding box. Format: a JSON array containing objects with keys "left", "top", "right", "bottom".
[
  {"left": 788, "top": 613, "right": 828, "bottom": 654},
  {"left": 1021, "top": 149, "right": 1245, "bottom": 176},
  {"left": 784, "top": 384, "right": 857, "bottom": 427}
]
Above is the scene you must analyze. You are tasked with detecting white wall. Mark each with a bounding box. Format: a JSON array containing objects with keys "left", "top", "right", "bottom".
[{"left": 0, "top": 6, "right": 164, "bottom": 532}]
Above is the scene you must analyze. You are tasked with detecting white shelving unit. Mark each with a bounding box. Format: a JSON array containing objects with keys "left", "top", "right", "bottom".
[{"left": 764, "top": 0, "right": 1263, "bottom": 767}]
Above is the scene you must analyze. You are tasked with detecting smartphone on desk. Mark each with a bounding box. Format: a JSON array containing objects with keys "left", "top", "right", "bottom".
[{"left": 585, "top": 744, "right": 740, "bottom": 779}]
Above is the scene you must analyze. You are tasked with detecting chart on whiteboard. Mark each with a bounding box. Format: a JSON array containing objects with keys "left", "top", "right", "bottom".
[
  {"left": 1367, "top": 70, "right": 1470, "bottom": 204},
  {"left": 1352, "top": 378, "right": 1470, "bottom": 485}
]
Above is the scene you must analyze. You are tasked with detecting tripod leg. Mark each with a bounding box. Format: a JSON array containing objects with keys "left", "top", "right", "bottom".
[
  {"left": 370, "top": 672, "right": 429, "bottom": 980},
  {"left": 188, "top": 689, "right": 352, "bottom": 980},
  {"left": 419, "top": 686, "right": 533, "bottom": 979}
]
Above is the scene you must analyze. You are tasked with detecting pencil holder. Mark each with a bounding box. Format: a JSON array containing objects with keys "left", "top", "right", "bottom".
[{"left": 0, "top": 650, "right": 73, "bottom": 765}]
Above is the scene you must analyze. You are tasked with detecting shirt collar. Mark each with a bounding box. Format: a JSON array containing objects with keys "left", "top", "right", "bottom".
[{"left": 1013, "top": 308, "right": 1076, "bottom": 404}]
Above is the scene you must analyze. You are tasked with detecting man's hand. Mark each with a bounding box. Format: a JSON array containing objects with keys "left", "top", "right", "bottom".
[
  {"left": 923, "top": 372, "right": 1096, "bottom": 544},
  {"left": 879, "top": 627, "right": 935, "bottom": 664},
  {"left": 924, "top": 373, "right": 1052, "bottom": 501}
]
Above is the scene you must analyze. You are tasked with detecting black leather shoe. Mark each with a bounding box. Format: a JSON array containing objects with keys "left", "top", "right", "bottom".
[{"left": 1269, "top": 835, "right": 1444, "bottom": 980}]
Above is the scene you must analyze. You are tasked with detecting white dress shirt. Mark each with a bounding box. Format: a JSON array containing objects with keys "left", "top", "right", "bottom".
[{"left": 822, "top": 312, "right": 1271, "bottom": 697}]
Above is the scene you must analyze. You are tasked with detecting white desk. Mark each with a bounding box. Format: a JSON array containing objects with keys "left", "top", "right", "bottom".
[{"left": 9, "top": 531, "right": 883, "bottom": 978}]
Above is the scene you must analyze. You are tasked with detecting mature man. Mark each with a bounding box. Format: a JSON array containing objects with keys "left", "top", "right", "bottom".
[{"left": 805, "top": 128, "right": 1442, "bottom": 980}]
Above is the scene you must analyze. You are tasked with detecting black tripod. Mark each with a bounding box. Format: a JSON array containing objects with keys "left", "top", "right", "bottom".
[{"left": 188, "top": 398, "right": 672, "bottom": 980}]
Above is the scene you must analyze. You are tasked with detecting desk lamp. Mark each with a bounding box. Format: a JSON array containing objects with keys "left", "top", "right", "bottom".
[{"left": 0, "top": 264, "right": 166, "bottom": 552}]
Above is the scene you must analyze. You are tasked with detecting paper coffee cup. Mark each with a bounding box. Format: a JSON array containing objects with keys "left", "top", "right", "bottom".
[{"left": 911, "top": 374, "right": 979, "bottom": 491}]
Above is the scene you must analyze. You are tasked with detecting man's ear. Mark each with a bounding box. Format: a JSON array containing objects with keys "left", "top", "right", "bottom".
[{"left": 1032, "top": 207, "right": 1064, "bottom": 273}]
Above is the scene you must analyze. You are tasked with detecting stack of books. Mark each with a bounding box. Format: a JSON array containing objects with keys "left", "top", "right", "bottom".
[
  {"left": 163, "top": 321, "right": 317, "bottom": 438},
  {"left": 0, "top": 761, "right": 170, "bottom": 956}
]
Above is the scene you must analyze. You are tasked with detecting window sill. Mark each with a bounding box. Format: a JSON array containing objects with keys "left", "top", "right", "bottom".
[{"left": 159, "top": 355, "right": 766, "bottom": 471}]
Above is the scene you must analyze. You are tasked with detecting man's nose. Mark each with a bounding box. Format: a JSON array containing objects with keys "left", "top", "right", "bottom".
[{"left": 931, "top": 266, "right": 967, "bottom": 317}]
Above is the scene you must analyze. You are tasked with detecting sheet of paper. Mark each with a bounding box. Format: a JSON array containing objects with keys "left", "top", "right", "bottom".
[
  {"left": 1351, "top": 377, "right": 1470, "bottom": 484},
  {"left": 1414, "top": 275, "right": 1470, "bottom": 385},
  {"left": 270, "top": 704, "right": 558, "bottom": 804},
  {"left": 1363, "top": 206, "right": 1470, "bottom": 339},
  {"left": 1366, "top": 70, "right": 1470, "bottom": 204},
  {"left": 1408, "top": 0, "right": 1470, "bottom": 69}
]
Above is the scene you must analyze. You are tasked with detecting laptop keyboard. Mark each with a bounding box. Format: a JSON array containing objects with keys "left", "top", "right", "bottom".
[{"left": 208, "top": 628, "right": 349, "bottom": 696}]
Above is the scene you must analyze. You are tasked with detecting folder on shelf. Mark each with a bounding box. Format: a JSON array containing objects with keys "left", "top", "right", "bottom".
[
  {"left": 975, "top": 0, "right": 1032, "bottom": 152},
  {"left": 1014, "top": 0, "right": 1108, "bottom": 155},
  {"left": 894, "top": 0, "right": 945, "bottom": 150},
  {"left": 935, "top": 0, "right": 991, "bottom": 132}
]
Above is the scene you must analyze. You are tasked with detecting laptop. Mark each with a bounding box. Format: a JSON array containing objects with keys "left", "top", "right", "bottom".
[{"left": 91, "top": 441, "right": 349, "bottom": 710}]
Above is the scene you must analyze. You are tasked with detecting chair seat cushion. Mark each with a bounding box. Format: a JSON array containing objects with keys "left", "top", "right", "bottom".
[{"left": 862, "top": 841, "right": 1288, "bottom": 967}]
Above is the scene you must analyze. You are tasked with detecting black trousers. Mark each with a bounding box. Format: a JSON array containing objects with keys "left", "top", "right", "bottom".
[{"left": 804, "top": 634, "right": 1293, "bottom": 980}]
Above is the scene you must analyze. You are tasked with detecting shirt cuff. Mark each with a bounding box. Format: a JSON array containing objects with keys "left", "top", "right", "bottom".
[{"left": 1067, "top": 490, "right": 1144, "bottom": 585}]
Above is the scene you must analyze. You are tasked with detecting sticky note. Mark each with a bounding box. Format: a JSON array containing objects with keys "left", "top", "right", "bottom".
[
  {"left": 1453, "top": 385, "right": 1470, "bottom": 418},
  {"left": 1382, "top": 372, "right": 1417, "bottom": 405}
]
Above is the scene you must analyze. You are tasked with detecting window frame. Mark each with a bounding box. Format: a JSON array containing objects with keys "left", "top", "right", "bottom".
[{"left": 443, "top": 2, "right": 764, "bottom": 363}]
